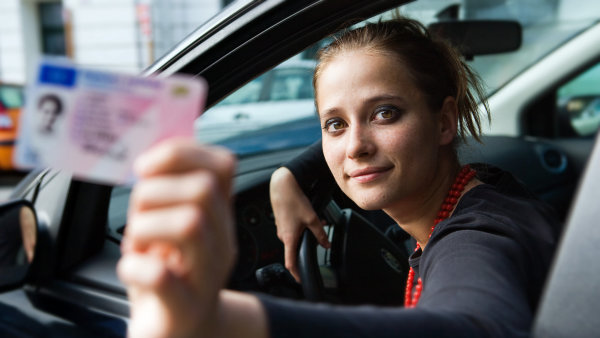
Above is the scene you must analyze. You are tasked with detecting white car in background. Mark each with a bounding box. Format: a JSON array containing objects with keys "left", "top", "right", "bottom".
[{"left": 195, "top": 59, "right": 317, "bottom": 143}]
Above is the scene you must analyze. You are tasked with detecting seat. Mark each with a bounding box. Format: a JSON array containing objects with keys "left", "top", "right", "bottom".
[{"left": 532, "top": 133, "right": 600, "bottom": 337}]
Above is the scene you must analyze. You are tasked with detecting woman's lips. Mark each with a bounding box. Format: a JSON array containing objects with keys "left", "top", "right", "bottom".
[{"left": 348, "top": 166, "right": 392, "bottom": 183}]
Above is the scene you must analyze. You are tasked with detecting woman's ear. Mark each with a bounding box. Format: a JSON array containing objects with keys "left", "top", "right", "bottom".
[{"left": 438, "top": 96, "right": 458, "bottom": 146}]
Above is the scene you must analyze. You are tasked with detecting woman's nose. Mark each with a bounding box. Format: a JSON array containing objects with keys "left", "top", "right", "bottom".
[{"left": 346, "top": 125, "right": 374, "bottom": 159}]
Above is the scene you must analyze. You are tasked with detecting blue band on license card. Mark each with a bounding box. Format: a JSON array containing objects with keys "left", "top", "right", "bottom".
[{"left": 38, "top": 64, "right": 77, "bottom": 88}]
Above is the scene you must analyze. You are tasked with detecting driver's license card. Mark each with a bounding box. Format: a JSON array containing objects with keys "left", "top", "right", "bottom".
[{"left": 14, "top": 59, "right": 207, "bottom": 185}]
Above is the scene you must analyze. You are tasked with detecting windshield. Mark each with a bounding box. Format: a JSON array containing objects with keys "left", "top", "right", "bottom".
[
  {"left": 400, "top": 0, "right": 600, "bottom": 95},
  {"left": 195, "top": 0, "right": 600, "bottom": 156}
]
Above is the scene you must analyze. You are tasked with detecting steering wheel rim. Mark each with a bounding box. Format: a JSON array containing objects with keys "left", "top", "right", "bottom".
[
  {"left": 297, "top": 229, "right": 326, "bottom": 301},
  {"left": 297, "top": 200, "right": 409, "bottom": 305}
]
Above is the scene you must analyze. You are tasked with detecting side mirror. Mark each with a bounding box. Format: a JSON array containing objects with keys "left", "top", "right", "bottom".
[{"left": 0, "top": 200, "right": 38, "bottom": 292}]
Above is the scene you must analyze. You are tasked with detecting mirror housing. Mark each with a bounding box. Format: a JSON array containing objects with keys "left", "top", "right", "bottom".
[
  {"left": 429, "top": 20, "right": 522, "bottom": 59},
  {"left": 0, "top": 200, "right": 38, "bottom": 292}
]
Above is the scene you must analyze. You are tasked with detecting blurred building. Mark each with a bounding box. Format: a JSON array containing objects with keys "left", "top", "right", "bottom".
[{"left": 0, "top": 0, "right": 228, "bottom": 84}]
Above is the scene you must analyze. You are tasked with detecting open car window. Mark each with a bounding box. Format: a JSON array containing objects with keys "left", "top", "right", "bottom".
[
  {"left": 195, "top": 0, "right": 600, "bottom": 156},
  {"left": 107, "top": 0, "right": 600, "bottom": 246}
]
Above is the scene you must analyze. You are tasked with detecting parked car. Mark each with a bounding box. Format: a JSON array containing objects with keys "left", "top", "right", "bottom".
[
  {"left": 0, "top": 0, "right": 599, "bottom": 336},
  {"left": 196, "top": 59, "right": 317, "bottom": 143},
  {"left": 0, "top": 84, "right": 24, "bottom": 170}
]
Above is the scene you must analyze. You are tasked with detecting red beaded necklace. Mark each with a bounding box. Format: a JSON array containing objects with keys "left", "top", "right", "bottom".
[{"left": 404, "top": 164, "right": 477, "bottom": 308}]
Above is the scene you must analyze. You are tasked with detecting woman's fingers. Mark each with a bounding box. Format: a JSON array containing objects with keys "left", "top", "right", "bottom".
[
  {"left": 118, "top": 253, "right": 216, "bottom": 338},
  {"left": 125, "top": 204, "right": 206, "bottom": 260},
  {"left": 280, "top": 217, "right": 329, "bottom": 283},
  {"left": 307, "top": 219, "right": 331, "bottom": 249},
  {"left": 127, "top": 141, "right": 237, "bottom": 267},
  {"left": 134, "top": 138, "right": 236, "bottom": 193},
  {"left": 126, "top": 194, "right": 236, "bottom": 279},
  {"left": 126, "top": 170, "right": 236, "bottom": 285},
  {"left": 118, "top": 250, "right": 170, "bottom": 288},
  {"left": 270, "top": 166, "right": 332, "bottom": 281},
  {"left": 120, "top": 140, "right": 238, "bottom": 337},
  {"left": 130, "top": 169, "right": 221, "bottom": 212}
]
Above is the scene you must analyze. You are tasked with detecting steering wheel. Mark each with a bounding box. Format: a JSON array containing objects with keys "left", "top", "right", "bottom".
[
  {"left": 297, "top": 200, "right": 409, "bottom": 305},
  {"left": 298, "top": 229, "right": 326, "bottom": 301}
]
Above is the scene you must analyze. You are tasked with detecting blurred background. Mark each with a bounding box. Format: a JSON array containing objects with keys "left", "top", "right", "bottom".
[
  {"left": 0, "top": 0, "right": 231, "bottom": 83},
  {"left": 0, "top": 0, "right": 231, "bottom": 197}
]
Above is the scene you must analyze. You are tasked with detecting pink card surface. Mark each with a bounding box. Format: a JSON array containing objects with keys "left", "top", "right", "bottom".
[{"left": 15, "top": 59, "right": 207, "bottom": 184}]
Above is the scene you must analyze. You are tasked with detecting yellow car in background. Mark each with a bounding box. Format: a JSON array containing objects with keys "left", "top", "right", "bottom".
[{"left": 0, "top": 83, "right": 23, "bottom": 170}]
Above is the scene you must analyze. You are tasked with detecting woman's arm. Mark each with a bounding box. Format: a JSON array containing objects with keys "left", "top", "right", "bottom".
[
  {"left": 270, "top": 141, "right": 335, "bottom": 280},
  {"left": 270, "top": 167, "right": 329, "bottom": 281},
  {"left": 282, "top": 140, "right": 332, "bottom": 195},
  {"left": 118, "top": 139, "right": 268, "bottom": 338}
]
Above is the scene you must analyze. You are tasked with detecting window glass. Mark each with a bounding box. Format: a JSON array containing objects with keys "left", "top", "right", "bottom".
[
  {"left": 557, "top": 63, "right": 600, "bottom": 136},
  {"left": 38, "top": 2, "right": 66, "bottom": 56},
  {"left": 400, "top": 0, "right": 600, "bottom": 96},
  {"left": 196, "top": 57, "right": 319, "bottom": 149},
  {"left": 108, "top": 0, "right": 600, "bottom": 238},
  {"left": 268, "top": 68, "right": 314, "bottom": 101},
  {"left": 216, "top": 75, "right": 266, "bottom": 106},
  {"left": 196, "top": 0, "right": 600, "bottom": 155}
]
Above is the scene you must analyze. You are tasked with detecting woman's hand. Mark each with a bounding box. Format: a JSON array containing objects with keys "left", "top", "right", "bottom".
[
  {"left": 117, "top": 139, "right": 237, "bottom": 338},
  {"left": 269, "top": 167, "right": 330, "bottom": 281}
]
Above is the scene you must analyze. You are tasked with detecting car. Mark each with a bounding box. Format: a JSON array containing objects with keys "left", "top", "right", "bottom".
[
  {"left": 1, "top": 0, "right": 600, "bottom": 336},
  {"left": 196, "top": 59, "right": 318, "bottom": 143},
  {"left": 0, "top": 84, "right": 24, "bottom": 170}
]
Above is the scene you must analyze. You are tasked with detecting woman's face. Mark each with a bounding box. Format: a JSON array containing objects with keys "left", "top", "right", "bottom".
[{"left": 316, "top": 51, "right": 454, "bottom": 211}]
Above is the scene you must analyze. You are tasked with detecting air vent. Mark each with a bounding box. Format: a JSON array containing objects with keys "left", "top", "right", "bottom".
[{"left": 539, "top": 147, "right": 567, "bottom": 174}]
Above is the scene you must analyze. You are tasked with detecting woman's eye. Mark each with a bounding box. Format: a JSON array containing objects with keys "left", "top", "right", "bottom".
[
  {"left": 323, "top": 119, "right": 347, "bottom": 133},
  {"left": 373, "top": 106, "right": 401, "bottom": 121}
]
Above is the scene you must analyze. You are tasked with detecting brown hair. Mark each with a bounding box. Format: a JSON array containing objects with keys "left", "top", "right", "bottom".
[{"left": 313, "top": 17, "right": 490, "bottom": 143}]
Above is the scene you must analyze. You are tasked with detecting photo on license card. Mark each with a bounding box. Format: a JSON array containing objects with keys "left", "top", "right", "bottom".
[{"left": 14, "top": 59, "right": 207, "bottom": 185}]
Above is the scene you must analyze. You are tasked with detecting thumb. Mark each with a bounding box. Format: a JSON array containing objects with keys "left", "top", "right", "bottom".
[{"left": 307, "top": 220, "right": 330, "bottom": 249}]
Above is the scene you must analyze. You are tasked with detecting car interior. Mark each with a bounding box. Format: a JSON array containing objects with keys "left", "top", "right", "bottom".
[{"left": 0, "top": 0, "right": 599, "bottom": 336}]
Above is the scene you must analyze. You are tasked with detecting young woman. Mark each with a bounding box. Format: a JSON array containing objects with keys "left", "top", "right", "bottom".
[{"left": 118, "top": 17, "right": 558, "bottom": 337}]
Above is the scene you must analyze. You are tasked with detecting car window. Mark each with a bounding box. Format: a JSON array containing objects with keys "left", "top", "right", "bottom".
[
  {"left": 557, "top": 62, "right": 600, "bottom": 137},
  {"left": 216, "top": 75, "right": 266, "bottom": 106},
  {"left": 195, "top": 0, "right": 600, "bottom": 156},
  {"left": 400, "top": 1, "right": 600, "bottom": 96},
  {"left": 524, "top": 60, "right": 600, "bottom": 139},
  {"left": 195, "top": 56, "right": 320, "bottom": 151},
  {"left": 108, "top": 0, "right": 600, "bottom": 239},
  {"left": 268, "top": 67, "right": 314, "bottom": 101}
]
